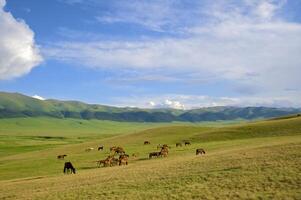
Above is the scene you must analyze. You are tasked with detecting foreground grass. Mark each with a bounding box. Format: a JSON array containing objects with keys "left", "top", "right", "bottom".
[
  {"left": 0, "top": 137, "right": 300, "bottom": 200},
  {"left": 0, "top": 116, "right": 300, "bottom": 199}
]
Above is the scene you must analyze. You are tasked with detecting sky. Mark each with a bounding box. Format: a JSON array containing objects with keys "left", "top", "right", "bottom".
[{"left": 0, "top": 0, "right": 301, "bottom": 109}]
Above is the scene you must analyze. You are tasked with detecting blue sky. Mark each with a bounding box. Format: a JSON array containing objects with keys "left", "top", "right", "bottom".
[{"left": 0, "top": 0, "right": 301, "bottom": 109}]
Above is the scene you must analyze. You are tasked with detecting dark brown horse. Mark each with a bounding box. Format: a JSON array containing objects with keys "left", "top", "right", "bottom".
[
  {"left": 57, "top": 154, "right": 67, "bottom": 159},
  {"left": 144, "top": 141, "right": 150, "bottom": 145},
  {"left": 176, "top": 143, "right": 182, "bottom": 147},
  {"left": 98, "top": 145, "right": 104, "bottom": 151},
  {"left": 63, "top": 162, "right": 76, "bottom": 174},
  {"left": 196, "top": 148, "right": 206, "bottom": 155},
  {"left": 184, "top": 141, "right": 191, "bottom": 146},
  {"left": 149, "top": 152, "right": 161, "bottom": 159}
]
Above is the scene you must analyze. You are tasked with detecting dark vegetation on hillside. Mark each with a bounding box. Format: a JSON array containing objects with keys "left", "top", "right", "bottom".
[{"left": 0, "top": 92, "right": 300, "bottom": 122}]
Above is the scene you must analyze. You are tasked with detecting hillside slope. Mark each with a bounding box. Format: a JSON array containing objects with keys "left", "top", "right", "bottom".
[
  {"left": 0, "top": 91, "right": 300, "bottom": 122},
  {"left": 0, "top": 115, "right": 300, "bottom": 199}
]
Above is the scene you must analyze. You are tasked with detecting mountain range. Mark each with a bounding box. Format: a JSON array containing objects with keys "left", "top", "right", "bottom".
[{"left": 0, "top": 92, "right": 300, "bottom": 122}]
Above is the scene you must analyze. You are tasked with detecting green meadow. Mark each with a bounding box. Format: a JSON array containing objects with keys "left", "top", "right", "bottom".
[{"left": 0, "top": 116, "right": 300, "bottom": 199}]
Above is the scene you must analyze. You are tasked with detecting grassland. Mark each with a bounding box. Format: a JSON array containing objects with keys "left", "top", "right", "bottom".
[{"left": 0, "top": 116, "right": 300, "bottom": 199}]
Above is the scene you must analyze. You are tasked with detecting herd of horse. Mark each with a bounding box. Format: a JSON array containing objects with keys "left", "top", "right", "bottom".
[{"left": 59, "top": 140, "right": 205, "bottom": 174}]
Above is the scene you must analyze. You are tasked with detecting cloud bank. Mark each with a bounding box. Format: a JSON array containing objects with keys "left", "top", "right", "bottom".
[
  {"left": 0, "top": 0, "right": 42, "bottom": 80},
  {"left": 32, "top": 95, "right": 45, "bottom": 101},
  {"left": 48, "top": 0, "right": 301, "bottom": 107}
]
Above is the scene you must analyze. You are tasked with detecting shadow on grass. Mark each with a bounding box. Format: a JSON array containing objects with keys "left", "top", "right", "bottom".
[
  {"left": 138, "top": 157, "right": 150, "bottom": 161},
  {"left": 79, "top": 166, "right": 98, "bottom": 170}
]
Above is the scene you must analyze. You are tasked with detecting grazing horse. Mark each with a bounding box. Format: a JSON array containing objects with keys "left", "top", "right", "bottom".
[
  {"left": 132, "top": 153, "right": 139, "bottom": 158},
  {"left": 119, "top": 154, "right": 129, "bottom": 166},
  {"left": 111, "top": 146, "right": 125, "bottom": 155},
  {"left": 144, "top": 141, "right": 150, "bottom": 145},
  {"left": 57, "top": 154, "right": 67, "bottom": 159},
  {"left": 176, "top": 143, "right": 182, "bottom": 147},
  {"left": 196, "top": 148, "right": 206, "bottom": 155},
  {"left": 160, "top": 147, "right": 169, "bottom": 157},
  {"left": 96, "top": 160, "right": 106, "bottom": 168},
  {"left": 111, "top": 158, "right": 120, "bottom": 166},
  {"left": 149, "top": 152, "right": 161, "bottom": 159},
  {"left": 98, "top": 145, "right": 104, "bottom": 151},
  {"left": 63, "top": 162, "right": 76, "bottom": 174},
  {"left": 184, "top": 141, "right": 191, "bottom": 146},
  {"left": 85, "top": 147, "right": 94, "bottom": 152}
]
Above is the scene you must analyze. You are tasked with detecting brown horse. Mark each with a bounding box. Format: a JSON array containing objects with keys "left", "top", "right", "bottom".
[
  {"left": 196, "top": 148, "right": 206, "bottom": 155},
  {"left": 111, "top": 158, "right": 120, "bottom": 166},
  {"left": 57, "top": 154, "right": 67, "bottom": 159},
  {"left": 63, "top": 162, "right": 76, "bottom": 174},
  {"left": 132, "top": 153, "right": 139, "bottom": 158},
  {"left": 176, "top": 143, "right": 182, "bottom": 147},
  {"left": 160, "top": 149, "right": 168, "bottom": 157},
  {"left": 184, "top": 141, "right": 191, "bottom": 146},
  {"left": 96, "top": 160, "right": 106, "bottom": 168},
  {"left": 149, "top": 152, "right": 161, "bottom": 159},
  {"left": 110, "top": 146, "right": 117, "bottom": 151},
  {"left": 98, "top": 145, "right": 104, "bottom": 151},
  {"left": 110, "top": 146, "right": 125, "bottom": 155},
  {"left": 144, "top": 141, "right": 150, "bottom": 145},
  {"left": 119, "top": 154, "right": 129, "bottom": 166},
  {"left": 85, "top": 147, "right": 94, "bottom": 152}
]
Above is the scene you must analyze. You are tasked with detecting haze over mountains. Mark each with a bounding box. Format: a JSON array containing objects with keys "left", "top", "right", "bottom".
[{"left": 0, "top": 92, "right": 300, "bottom": 122}]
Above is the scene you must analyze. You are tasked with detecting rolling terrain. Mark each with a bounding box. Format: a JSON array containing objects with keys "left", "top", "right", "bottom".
[
  {"left": 0, "top": 115, "right": 300, "bottom": 199},
  {"left": 1, "top": 91, "right": 300, "bottom": 122}
]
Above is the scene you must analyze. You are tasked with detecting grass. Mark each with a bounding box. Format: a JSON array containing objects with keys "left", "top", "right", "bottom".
[
  {"left": 0, "top": 116, "right": 300, "bottom": 199},
  {"left": 0, "top": 117, "right": 177, "bottom": 157}
]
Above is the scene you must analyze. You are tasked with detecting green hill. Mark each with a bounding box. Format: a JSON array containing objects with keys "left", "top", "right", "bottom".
[
  {"left": 0, "top": 91, "right": 300, "bottom": 122},
  {"left": 0, "top": 114, "right": 300, "bottom": 199}
]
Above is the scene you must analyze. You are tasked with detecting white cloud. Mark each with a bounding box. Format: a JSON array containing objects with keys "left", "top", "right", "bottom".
[
  {"left": 148, "top": 101, "right": 156, "bottom": 107},
  {"left": 32, "top": 95, "right": 45, "bottom": 101},
  {"left": 45, "top": 19, "right": 301, "bottom": 93},
  {"left": 148, "top": 99, "right": 186, "bottom": 110},
  {"left": 0, "top": 0, "right": 42, "bottom": 80},
  {"left": 113, "top": 93, "right": 301, "bottom": 109},
  {"left": 45, "top": 0, "right": 301, "bottom": 107}
]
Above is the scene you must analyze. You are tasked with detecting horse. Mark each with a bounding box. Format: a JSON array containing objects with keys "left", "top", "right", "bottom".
[
  {"left": 111, "top": 146, "right": 125, "bottom": 155},
  {"left": 176, "top": 143, "right": 182, "bottom": 147},
  {"left": 98, "top": 145, "right": 104, "bottom": 151},
  {"left": 160, "top": 146, "right": 169, "bottom": 157},
  {"left": 149, "top": 152, "right": 161, "bottom": 159},
  {"left": 63, "top": 162, "right": 76, "bottom": 174},
  {"left": 144, "top": 141, "right": 150, "bottom": 145},
  {"left": 96, "top": 160, "right": 106, "bottom": 168},
  {"left": 99, "top": 156, "right": 114, "bottom": 167},
  {"left": 119, "top": 154, "right": 129, "bottom": 166},
  {"left": 160, "top": 151, "right": 168, "bottom": 157},
  {"left": 184, "top": 141, "right": 191, "bottom": 146},
  {"left": 57, "top": 154, "right": 67, "bottom": 159},
  {"left": 85, "top": 147, "right": 94, "bottom": 152},
  {"left": 196, "top": 148, "right": 206, "bottom": 155},
  {"left": 132, "top": 153, "right": 139, "bottom": 158}
]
